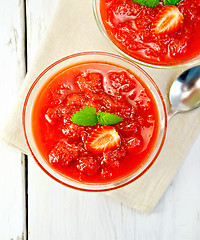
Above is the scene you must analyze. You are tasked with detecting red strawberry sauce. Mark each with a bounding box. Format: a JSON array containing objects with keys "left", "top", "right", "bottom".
[
  {"left": 100, "top": 0, "right": 200, "bottom": 66},
  {"left": 32, "top": 62, "right": 159, "bottom": 183}
]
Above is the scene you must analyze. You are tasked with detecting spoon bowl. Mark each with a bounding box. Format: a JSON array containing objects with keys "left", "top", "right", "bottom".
[{"left": 168, "top": 65, "right": 200, "bottom": 119}]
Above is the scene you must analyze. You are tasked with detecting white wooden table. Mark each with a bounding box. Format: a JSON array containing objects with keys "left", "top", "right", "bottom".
[{"left": 1, "top": 1, "right": 200, "bottom": 239}]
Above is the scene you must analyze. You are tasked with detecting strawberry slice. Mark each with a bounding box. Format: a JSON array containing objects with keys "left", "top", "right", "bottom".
[
  {"left": 85, "top": 125, "right": 121, "bottom": 154},
  {"left": 151, "top": 5, "right": 183, "bottom": 35}
]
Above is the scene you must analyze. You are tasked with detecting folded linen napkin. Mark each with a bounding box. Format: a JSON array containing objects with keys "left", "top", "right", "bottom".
[{"left": 1, "top": 0, "right": 200, "bottom": 214}]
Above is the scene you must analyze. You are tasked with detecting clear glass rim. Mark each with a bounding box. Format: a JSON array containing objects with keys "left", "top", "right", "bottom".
[
  {"left": 22, "top": 51, "right": 168, "bottom": 192},
  {"left": 93, "top": 0, "right": 200, "bottom": 69}
]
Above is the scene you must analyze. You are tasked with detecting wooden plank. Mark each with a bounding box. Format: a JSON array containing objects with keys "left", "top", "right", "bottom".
[
  {"left": 0, "top": 0, "right": 26, "bottom": 239},
  {"left": 27, "top": 1, "right": 200, "bottom": 239}
]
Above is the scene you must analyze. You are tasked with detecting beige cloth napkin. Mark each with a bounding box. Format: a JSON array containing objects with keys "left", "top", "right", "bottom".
[{"left": 2, "top": 0, "right": 200, "bottom": 214}]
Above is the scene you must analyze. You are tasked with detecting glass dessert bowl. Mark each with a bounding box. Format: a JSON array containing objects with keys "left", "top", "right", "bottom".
[
  {"left": 93, "top": 0, "right": 200, "bottom": 69},
  {"left": 23, "top": 52, "right": 167, "bottom": 191}
]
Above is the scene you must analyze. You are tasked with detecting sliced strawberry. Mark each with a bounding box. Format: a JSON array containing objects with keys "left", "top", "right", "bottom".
[
  {"left": 85, "top": 125, "right": 121, "bottom": 154},
  {"left": 151, "top": 5, "right": 183, "bottom": 35}
]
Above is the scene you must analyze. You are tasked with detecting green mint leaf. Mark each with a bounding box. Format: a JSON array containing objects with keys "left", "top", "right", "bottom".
[
  {"left": 70, "top": 107, "right": 123, "bottom": 127},
  {"left": 131, "top": 0, "right": 160, "bottom": 7},
  {"left": 70, "top": 106, "right": 97, "bottom": 126},
  {"left": 163, "top": 0, "right": 182, "bottom": 5},
  {"left": 97, "top": 111, "right": 123, "bottom": 125}
]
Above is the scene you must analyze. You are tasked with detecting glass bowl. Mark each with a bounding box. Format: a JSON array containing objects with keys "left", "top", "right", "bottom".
[
  {"left": 93, "top": 0, "right": 200, "bottom": 69},
  {"left": 23, "top": 52, "right": 167, "bottom": 191}
]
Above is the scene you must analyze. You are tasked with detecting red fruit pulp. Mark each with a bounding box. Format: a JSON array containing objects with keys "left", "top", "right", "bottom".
[
  {"left": 100, "top": 0, "right": 200, "bottom": 66},
  {"left": 32, "top": 62, "right": 160, "bottom": 183}
]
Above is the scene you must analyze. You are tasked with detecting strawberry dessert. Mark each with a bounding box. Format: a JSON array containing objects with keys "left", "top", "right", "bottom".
[
  {"left": 31, "top": 61, "right": 160, "bottom": 183},
  {"left": 99, "top": 0, "right": 200, "bottom": 66}
]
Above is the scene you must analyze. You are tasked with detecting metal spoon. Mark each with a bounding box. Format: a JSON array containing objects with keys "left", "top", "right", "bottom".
[{"left": 168, "top": 65, "right": 200, "bottom": 120}]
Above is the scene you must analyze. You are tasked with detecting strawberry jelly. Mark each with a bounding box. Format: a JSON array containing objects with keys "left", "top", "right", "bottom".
[
  {"left": 32, "top": 62, "right": 159, "bottom": 183},
  {"left": 100, "top": 0, "right": 200, "bottom": 66}
]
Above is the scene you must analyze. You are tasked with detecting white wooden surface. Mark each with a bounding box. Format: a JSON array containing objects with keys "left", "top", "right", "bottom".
[
  {"left": 1, "top": 0, "right": 200, "bottom": 239},
  {"left": 0, "top": 0, "right": 26, "bottom": 239}
]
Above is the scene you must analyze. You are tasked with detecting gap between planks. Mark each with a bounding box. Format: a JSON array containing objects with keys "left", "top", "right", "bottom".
[{"left": 23, "top": 0, "right": 28, "bottom": 239}]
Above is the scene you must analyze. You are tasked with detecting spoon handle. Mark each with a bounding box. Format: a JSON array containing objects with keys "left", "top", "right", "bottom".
[{"left": 167, "top": 109, "right": 177, "bottom": 121}]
